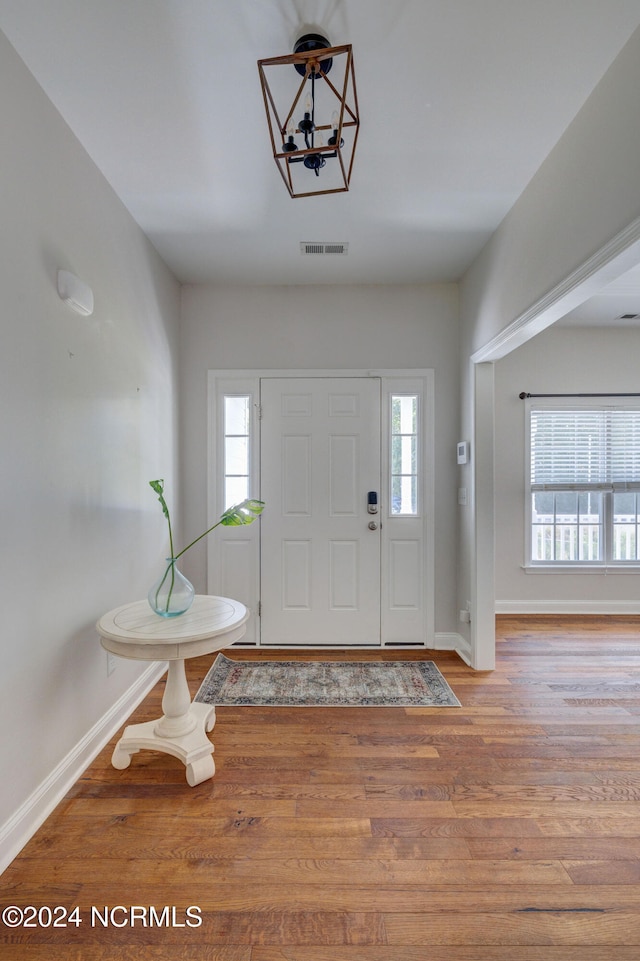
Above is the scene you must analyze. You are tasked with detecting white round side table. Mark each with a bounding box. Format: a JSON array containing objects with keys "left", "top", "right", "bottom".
[{"left": 96, "top": 595, "right": 248, "bottom": 786}]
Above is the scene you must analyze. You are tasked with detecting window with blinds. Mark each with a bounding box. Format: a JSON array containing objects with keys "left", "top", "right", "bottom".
[{"left": 528, "top": 406, "right": 640, "bottom": 564}]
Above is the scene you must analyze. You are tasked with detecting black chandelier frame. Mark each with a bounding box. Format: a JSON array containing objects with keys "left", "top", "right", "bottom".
[{"left": 258, "top": 34, "right": 360, "bottom": 198}]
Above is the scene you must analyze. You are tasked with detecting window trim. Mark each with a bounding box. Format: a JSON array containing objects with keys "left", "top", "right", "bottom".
[
  {"left": 389, "top": 392, "right": 421, "bottom": 517},
  {"left": 524, "top": 399, "right": 640, "bottom": 570},
  {"left": 222, "top": 393, "right": 252, "bottom": 510}
]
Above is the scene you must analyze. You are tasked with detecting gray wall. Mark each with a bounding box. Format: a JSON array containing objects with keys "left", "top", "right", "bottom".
[
  {"left": 0, "top": 30, "right": 181, "bottom": 837},
  {"left": 462, "top": 26, "right": 640, "bottom": 356},
  {"left": 179, "top": 282, "right": 460, "bottom": 634},
  {"left": 459, "top": 26, "right": 640, "bottom": 666}
]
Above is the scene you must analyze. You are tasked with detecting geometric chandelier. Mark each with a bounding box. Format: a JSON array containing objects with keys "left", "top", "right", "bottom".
[{"left": 257, "top": 33, "right": 360, "bottom": 199}]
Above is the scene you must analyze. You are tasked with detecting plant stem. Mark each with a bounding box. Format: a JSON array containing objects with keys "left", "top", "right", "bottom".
[
  {"left": 153, "top": 559, "right": 176, "bottom": 613},
  {"left": 174, "top": 520, "right": 222, "bottom": 560},
  {"left": 166, "top": 511, "right": 175, "bottom": 561}
]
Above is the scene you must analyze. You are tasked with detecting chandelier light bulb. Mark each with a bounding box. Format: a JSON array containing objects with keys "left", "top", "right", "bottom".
[
  {"left": 328, "top": 110, "right": 344, "bottom": 149},
  {"left": 299, "top": 100, "right": 314, "bottom": 135},
  {"left": 282, "top": 118, "right": 298, "bottom": 152}
]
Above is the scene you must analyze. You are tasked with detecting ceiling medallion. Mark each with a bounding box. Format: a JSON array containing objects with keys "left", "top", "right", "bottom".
[{"left": 258, "top": 33, "right": 360, "bottom": 198}]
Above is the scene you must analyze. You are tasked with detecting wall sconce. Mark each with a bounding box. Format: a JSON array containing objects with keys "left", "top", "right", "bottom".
[{"left": 57, "top": 269, "right": 94, "bottom": 316}]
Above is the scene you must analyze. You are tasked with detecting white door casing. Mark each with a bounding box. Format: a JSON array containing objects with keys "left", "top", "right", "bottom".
[{"left": 207, "top": 369, "right": 434, "bottom": 648}]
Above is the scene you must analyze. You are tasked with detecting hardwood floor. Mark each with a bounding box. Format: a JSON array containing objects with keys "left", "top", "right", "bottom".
[{"left": 2, "top": 615, "right": 640, "bottom": 959}]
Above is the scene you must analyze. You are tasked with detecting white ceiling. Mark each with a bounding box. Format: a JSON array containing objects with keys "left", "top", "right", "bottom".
[{"left": 2, "top": 0, "right": 640, "bottom": 307}]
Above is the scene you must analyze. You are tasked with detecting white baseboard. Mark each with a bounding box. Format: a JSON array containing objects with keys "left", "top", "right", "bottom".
[
  {"left": 496, "top": 600, "right": 640, "bottom": 615},
  {"left": 0, "top": 662, "right": 167, "bottom": 875},
  {"left": 435, "top": 631, "right": 472, "bottom": 666}
]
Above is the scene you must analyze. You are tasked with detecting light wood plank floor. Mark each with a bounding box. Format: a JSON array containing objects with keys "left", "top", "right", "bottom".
[{"left": 2, "top": 615, "right": 640, "bottom": 959}]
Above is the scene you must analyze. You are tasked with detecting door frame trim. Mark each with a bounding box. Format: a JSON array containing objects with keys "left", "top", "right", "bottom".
[{"left": 207, "top": 368, "right": 435, "bottom": 648}]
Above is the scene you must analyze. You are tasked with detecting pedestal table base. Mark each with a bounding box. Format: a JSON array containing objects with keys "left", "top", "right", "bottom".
[
  {"left": 111, "top": 701, "right": 217, "bottom": 786},
  {"left": 97, "top": 595, "right": 248, "bottom": 787}
]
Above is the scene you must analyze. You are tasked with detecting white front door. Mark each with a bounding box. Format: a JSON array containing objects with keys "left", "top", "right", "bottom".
[
  {"left": 208, "top": 369, "right": 433, "bottom": 649},
  {"left": 260, "top": 377, "right": 381, "bottom": 646}
]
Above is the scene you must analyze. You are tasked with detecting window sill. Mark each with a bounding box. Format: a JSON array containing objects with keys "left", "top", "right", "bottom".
[{"left": 523, "top": 564, "right": 640, "bottom": 574}]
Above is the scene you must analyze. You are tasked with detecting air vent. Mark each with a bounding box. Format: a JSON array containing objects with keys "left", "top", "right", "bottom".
[
  {"left": 300, "top": 242, "right": 349, "bottom": 255},
  {"left": 619, "top": 313, "right": 640, "bottom": 320}
]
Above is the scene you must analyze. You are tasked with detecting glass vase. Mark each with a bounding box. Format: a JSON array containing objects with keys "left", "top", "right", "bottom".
[{"left": 148, "top": 558, "right": 195, "bottom": 617}]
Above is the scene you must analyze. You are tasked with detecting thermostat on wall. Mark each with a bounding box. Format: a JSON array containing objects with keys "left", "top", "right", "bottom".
[{"left": 456, "top": 441, "right": 469, "bottom": 465}]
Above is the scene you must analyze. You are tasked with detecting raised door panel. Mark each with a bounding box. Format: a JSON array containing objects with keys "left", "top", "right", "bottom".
[{"left": 260, "top": 377, "right": 381, "bottom": 646}]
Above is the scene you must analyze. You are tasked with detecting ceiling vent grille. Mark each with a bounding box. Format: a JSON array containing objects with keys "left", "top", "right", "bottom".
[{"left": 300, "top": 242, "right": 349, "bottom": 255}]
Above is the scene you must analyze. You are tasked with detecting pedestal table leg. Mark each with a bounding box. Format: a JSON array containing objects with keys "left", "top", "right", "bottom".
[{"left": 154, "top": 658, "right": 197, "bottom": 738}]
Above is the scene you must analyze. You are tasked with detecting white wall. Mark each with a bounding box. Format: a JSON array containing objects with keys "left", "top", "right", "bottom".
[
  {"left": 459, "top": 26, "right": 640, "bottom": 667},
  {"left": 0, "top": 30, "right": 181, "bottom": 848},
  {"left": 494, "top": 326, "right": 640, "bottom": 612},
  {"left": 179, "top": 283, "right": 460, "bottom": 634},
  {"left": 462, "top": 26, "right": 640, "bottom": 358}
]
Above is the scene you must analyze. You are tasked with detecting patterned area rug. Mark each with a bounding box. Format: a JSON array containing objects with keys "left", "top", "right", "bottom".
[{"left": 195, "top": 654, "right": 461, "bottom": 707}]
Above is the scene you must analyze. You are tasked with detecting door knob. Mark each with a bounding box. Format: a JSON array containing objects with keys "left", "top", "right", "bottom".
[{"left": 368, "top": 520, "right": 378, "bottom": 531}]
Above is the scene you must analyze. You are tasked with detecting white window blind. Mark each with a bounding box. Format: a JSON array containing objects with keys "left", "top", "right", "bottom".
[{"left": 531, "top": 408, "right": 640, "bottom": 492}]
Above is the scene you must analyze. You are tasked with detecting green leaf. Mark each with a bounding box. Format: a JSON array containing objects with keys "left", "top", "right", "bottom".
[
  {"left": 220, "top": 499, "right": 265, "bottom": 527},
  {"left": 149, "top": 479, "right": 170, "bottom": 521}
]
